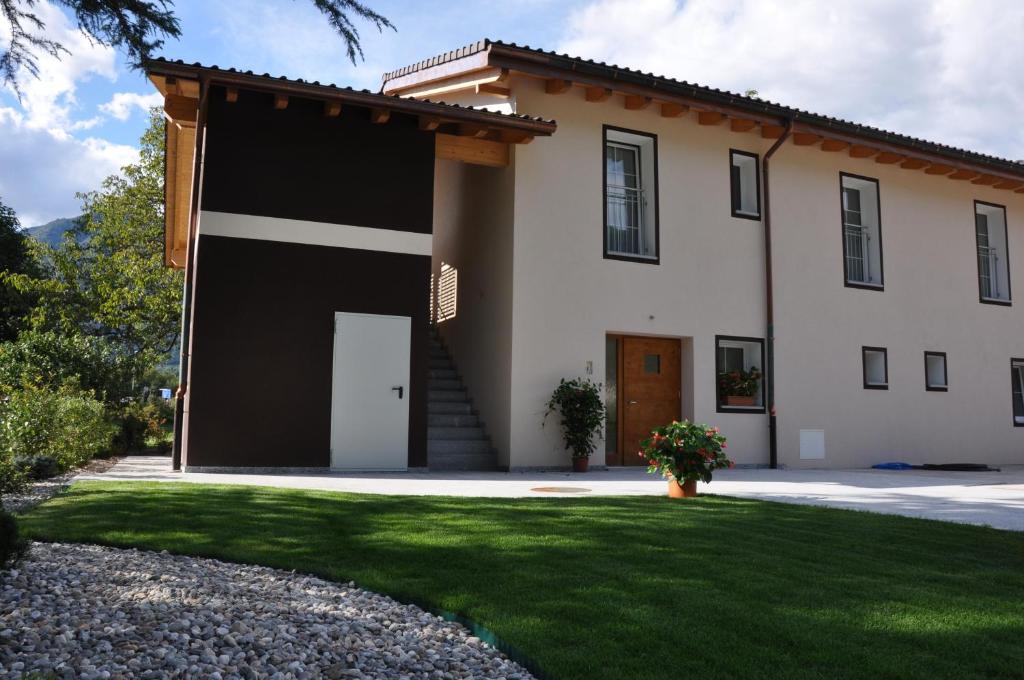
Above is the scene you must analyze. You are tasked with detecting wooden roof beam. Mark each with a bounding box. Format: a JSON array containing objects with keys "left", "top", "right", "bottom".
[
  {"left": 661, "top": 102, "right": 689, "bottom": 118},
  {"left": 993, "top": 179, "right": 1024, "bottom": 190},
  {"left": 849, "top": 145, "right": 879, "bottom": 159},
  {"left": 874, "top": 152, "right": 905, "bottom": 164},
  {"left": 761, "top": 124, "right": 786, "bottom": 139},
  {"left": 900, "top": 158, "right": 929, "bottom": 169},
  {"left": 476, "top": 83, "right": 511, "bottom": 97},
  {"left": 947, "top": 169, "right": 980, "bottom": 181},
  {"left": 972, "top": 175, "right": 1001, "bottom": 186},
  {"left": 585, "top": 86, "right": 611, "bottom": 102},
  {"left": 624, "top": 95, "right": 652, "bottom": 110},
  {"left": 163, "top": 94, "right": 197, "bottom": 126},
  {"left": 730, "top": 118, "right": 757, "bottom": 132},
  {"left": 273, "top": 94, "right": 289, "bottom": 110},
  {"left": 324, "top": 101, "right": 342, "bottom": 117},
  {"left": 820, "top": 139, "right": 850, "bottom": 152},
  {"left": 457, "top": 123, "right": 490, "bottom": 138},
  {"left": 545, "top": 78, "right": 572, "bottom": 94},
  {"left": 792, "top": 132, "right": 821, "bottom": 146},
  {"left": 418, "top": 116, "right": 441, "bottom": 131},
  {"left": 436, "top": 133, "right": 508, "bottom": 167},
  {"left": 499, "top": 130, "right": 533, "bottom": 145},
  {"left": 225, "top": 87, "right": 238, "bottom": 103},
  {"left": 698, "top": 111, "right": 726, "bottom": 125},
  {"left": 370, "top": 108, "right": 390, "bottom": 124},
  {"left": 924, "top": 163, "right": 955, "bottom": 176}
]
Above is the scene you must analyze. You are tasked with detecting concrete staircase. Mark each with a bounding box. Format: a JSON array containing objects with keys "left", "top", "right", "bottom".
[{"left": 427, "top": 329, "right": 498, "bottom": 471}]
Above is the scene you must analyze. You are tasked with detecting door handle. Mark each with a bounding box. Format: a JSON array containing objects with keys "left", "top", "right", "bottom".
[
  {"left": 392, "top": 386, "right": 404, "bottom": 399},
  {"left": 628, "top": 400, "right": 638, "bottom": 405}
]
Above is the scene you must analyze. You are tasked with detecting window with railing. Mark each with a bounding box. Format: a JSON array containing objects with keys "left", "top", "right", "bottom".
[
  {"left": 604, "top": 127, "right": 658, "bottom": 262},
  {"left": 1012, "top": 360, "right": 1024, "bottom": 426},
  {"left": 975, "top": 202, "right": 1010, "bottom": 304},
  {"left": 840, "top": 174, "right": 883, "bottom": 289}
]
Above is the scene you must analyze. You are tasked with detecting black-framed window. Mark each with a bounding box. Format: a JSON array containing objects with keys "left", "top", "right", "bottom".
[
  {"left": 924, "top": 351, "right": 948, "bottom": 392},
  {"left": 730, "top": 149, "right": 760, "bottom": 220},
  {"left": 975, "top": 201, "right": 1011, "bottom": 305},
  {"left": 604, "top": 125, "right": 659, "bottom": 264},
  {"left": 716, "top": 335, "right": 765, "bottom": 413},
  {"left": 862, "top": 346, "right": 888, "bottom": 390},
  {"left": 1012, "top": 359, "right": 1024, "bottom": 426},
  {"left": 841, "top": 173, "right": 884, "bottom": 290}
]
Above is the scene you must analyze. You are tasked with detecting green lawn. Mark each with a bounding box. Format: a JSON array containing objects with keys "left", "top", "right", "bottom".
[{"left": 17, "top": 481, "right": 1024, "bottom": 680}]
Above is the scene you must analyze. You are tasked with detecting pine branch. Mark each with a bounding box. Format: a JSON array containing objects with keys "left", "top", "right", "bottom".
[{"left": 307, "top": 0, "right": 394, "bottom": 63}]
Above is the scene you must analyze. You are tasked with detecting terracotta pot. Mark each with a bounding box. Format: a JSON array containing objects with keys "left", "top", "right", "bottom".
[
  {"left": 725, "top": 394, "right": 756, "bottom": 407},
  {"left": 668, "top": 478, "right": 698, "bottom": 498},
  {"left": 572, "top": 457, "right": 589, "bottom": 473}
]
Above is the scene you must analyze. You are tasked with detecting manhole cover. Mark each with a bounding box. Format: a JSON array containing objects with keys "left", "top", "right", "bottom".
[{"left": 530, "top": 486, "right": 591, "bottom": 493}]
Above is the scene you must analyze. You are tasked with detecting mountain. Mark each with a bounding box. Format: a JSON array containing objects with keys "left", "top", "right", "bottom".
[{"left": 23, "top": 216, "right": 85, "bottom": 248}]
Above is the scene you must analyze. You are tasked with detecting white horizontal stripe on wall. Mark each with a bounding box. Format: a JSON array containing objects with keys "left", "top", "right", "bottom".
[{"left": 198, "top": 211, "right": 433, "bottom": 256}]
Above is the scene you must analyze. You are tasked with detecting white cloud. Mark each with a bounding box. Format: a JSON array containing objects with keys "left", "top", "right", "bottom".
[
  {"left": 0, "top": 1, "right": 135, "bottom": 225},
  {"left": 558, "top": 0, "right": 1024, "bottom": 160},
  {"left": 100, "top": 91, "right": 163, "bottom": 120}
]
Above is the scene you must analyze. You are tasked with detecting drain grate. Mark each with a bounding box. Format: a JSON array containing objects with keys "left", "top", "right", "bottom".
[{"left": 530, "top": 486, "right": 591, "bottom": 493}]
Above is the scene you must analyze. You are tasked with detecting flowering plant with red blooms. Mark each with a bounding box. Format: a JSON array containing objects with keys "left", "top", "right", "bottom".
[{"left": 638, "top": 420, "right": 733, "bottom": 484}]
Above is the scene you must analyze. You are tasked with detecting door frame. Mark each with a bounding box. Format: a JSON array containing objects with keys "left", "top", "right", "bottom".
[
  {"left": 606, "top": 333, "right": 682, "bottom": 466},
  {"left": 329, "top": 311, "right": 411, "bottom": 471}
]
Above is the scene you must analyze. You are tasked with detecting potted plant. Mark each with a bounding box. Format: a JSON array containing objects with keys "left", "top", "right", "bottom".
[
  {"left": 543, "top": 378, "right": 604, "bottom": 472},
  {"left": 718, "top": 367, "right": 761, "bottom": 407},
  {"left": 638, "top": 420, "right": 733, "bottom": 497}
]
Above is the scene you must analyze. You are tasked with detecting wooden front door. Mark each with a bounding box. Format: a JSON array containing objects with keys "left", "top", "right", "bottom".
[{"left": 620, "top": 337, "right": 681, "bottom": 465}]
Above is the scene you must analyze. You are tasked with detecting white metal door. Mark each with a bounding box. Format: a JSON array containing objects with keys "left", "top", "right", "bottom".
[{"left": 330, "top": 312, "right": 410, "bottom": 470}]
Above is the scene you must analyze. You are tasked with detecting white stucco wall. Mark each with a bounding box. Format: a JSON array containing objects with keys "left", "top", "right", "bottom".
[
  {"left": 432, "top": 158, "right": 516, "bottom": 466},
  {"left": 771, "top": 145, "right": 1024, "bottom": 467},
  {"left": 430, "top": 74, "right": 1024, "bottom": 470},
  {"left": 508, "top": 76, "right": 772, "bottom": 468}
]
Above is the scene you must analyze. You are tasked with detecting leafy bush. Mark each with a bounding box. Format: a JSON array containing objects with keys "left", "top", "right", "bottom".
[
  {"left": 639, "top": 420, "right": 734, "bottom": 484},
  {"left": 0, "top": 509, "right": 26, "bottom": 568},
  {"left": 13, "top": 454, "right": 59, "bottom": 480},
  {"left": 544, "top": 378, "right": 605, "bottom": 460},
  {"left": 0, "top": 384, "right": 116, "bottom": 473},
  {"left": 111, "top": 399, "right": 172, "bottom": 454},
  {"left": 0, "top": 455, "right": 25, "bottom": 495},
  {"left": 0, "top": 330, "right": 138, "bottom": 404}
]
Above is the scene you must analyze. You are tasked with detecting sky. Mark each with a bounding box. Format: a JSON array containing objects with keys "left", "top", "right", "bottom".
[{"left": 1, "top": 0, "right": 1022, "bottom": 227}]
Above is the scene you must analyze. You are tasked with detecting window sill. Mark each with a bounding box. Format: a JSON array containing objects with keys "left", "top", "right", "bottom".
[
  {"left": 732, "top": 210, "right": 761, "bottom": 221},
  {"left": 981, "top": 297, "right": 1012, "bottom": 307},
  {"left": 845, "top": 280, "right": 884, "bottom": 291},
  {"left": 605, "top": 251, "right": 659, "bottom": 265},
  {"left": 864, "top": 383, "right": 888, "bottom": 390},
  {"left": 925, "top": 385, "right": 948, "bottom": 392},
  {"left": 717, "top": 404, "right": 767, "bottom": 414}
]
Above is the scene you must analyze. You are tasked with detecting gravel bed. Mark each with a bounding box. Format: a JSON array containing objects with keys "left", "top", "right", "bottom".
[
  {"left": 2, "top": 457, "right": 120, "bottom": 514},
  {"left": 0, "top": 542, "right": 534, "bottom": 679}
]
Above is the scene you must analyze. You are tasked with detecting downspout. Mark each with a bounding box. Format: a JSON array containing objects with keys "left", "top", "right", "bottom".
[
  {"left": 171, "top": 79, "right": 210, "bottom": 471},
  {"left": 762, "top": 118, "right": 792, "bottom": 470}
]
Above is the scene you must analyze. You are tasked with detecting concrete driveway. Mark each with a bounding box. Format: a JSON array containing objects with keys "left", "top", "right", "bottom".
[{"left": 79, "top": 456, "right": 1024, "bottom": 531}]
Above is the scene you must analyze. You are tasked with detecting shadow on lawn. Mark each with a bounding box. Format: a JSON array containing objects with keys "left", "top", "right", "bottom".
[{"left": 20, "top": 483, "right": 1024, "bottom": 680}]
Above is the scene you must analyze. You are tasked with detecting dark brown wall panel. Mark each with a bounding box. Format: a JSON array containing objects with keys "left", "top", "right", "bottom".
[
  {"left": 201, "top": 86, "right": 434, "bottom": 234},
  {"left": 186, "top": 234, "right": 429, "bottom": 468}
]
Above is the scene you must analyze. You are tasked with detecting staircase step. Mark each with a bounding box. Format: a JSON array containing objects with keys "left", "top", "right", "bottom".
[
  {"left": 428, "top": 452, "right": 498, "bottom": 471},
  {"left": 429, "top": 348, "right": 449, "bottom": 358},
  {"left": 428, "top": 413, "right": 479, "bottom": 427},
  {"left": 428, "top": 401, "right": 473, "bottom": 415},
  {"left": 428, "top": 378, "right": 463, "bottom": 391},
  {"left": 428, "top": 359, "right": 454, "bottom": 370},
  {"left": 429, "top": 369, "right": 458, "bottom": 380},
  {"left": 428, "top": 426, "right": 486, "bottom": 440},
  {"left": 429, "top": 389, "right": 467, "bottom": 402},
  {"left": 428, "top": 439, "right": 492, "bottom": 455}
]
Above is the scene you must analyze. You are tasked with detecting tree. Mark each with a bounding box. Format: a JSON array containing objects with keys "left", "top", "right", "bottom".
[
  {"left": 7, "top": 109, "right": 183, "bottom": 373},
  {"left": 1, "top": 0, "right": 393, "bottom": 94},
  {"left": 0, "top": 198, "right": 41, "bottom": 342}
]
